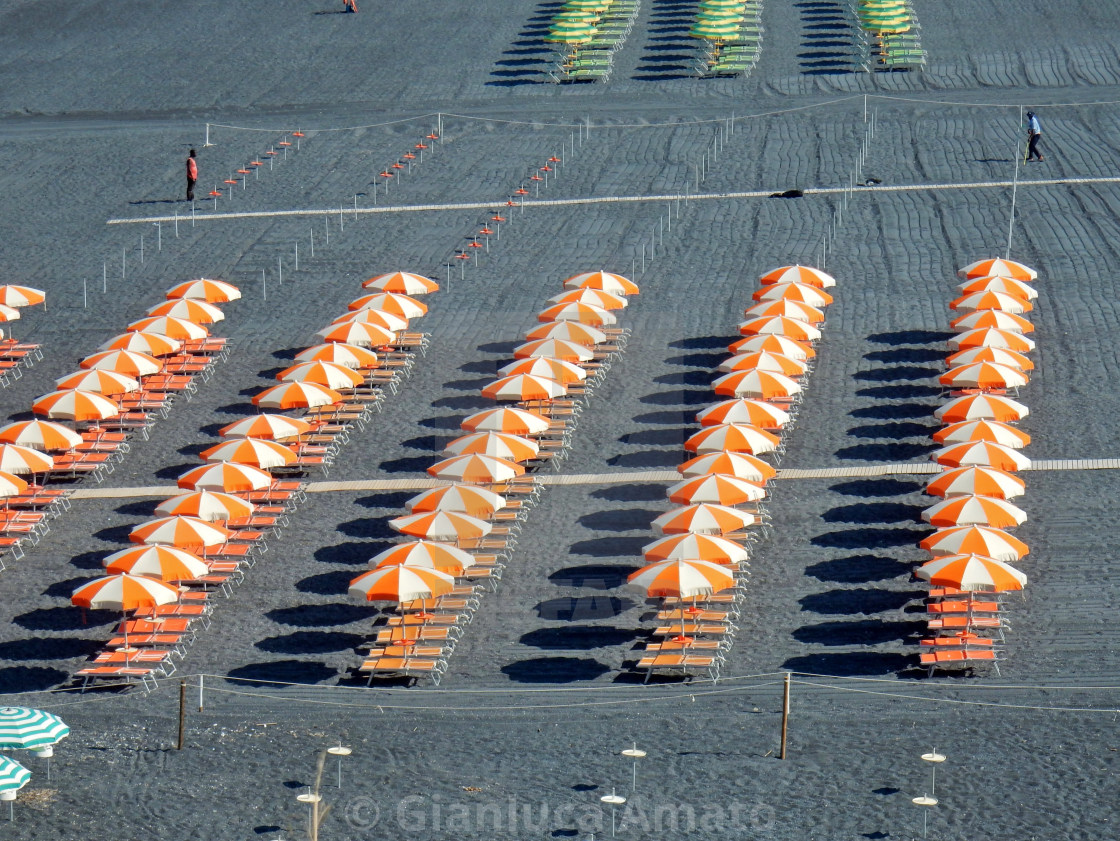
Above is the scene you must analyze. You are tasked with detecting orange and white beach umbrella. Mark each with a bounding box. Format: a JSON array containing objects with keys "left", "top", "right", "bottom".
[
  {"left": 642, "top": 532, "right": 751, "bottom": 564},
  {"left": 752, "top": 282, "right": 833, "bottom": 307},
  {"left": 738, "top": 316, "right": 821, "bottom": 342},
  {"left": 405, "top": 485, "right": 507, "bottom": 518},
  {"left": 0, "top": 285, "right": 45, "bottom": 308},
  {"left": 460, "top": 406, "right": 552, "bottom": 436},
  {"left": 728, "top": 333, "right": 815, "bottom": 359},
  {"left": 948, "top": 327, "right": 1035, "bottom": 353},
  {"left": 957, "top": 258, "right": 1037, "bottom": 281},
  {"left": 99, "top": 331, "right": 182, "bottom": 357},
  {"left": 128, "top": 516, "right": 233, "bottom": 550},
  {"left": 759, "top": 265, "right": 836, "bottom": 289},
  {"left": 0, "top": 304, "right": 19, "bottom": 323},
  {"left": 252, "top": 382, "right": 342, "bottom": 410},
  {"left": 0, "top": 445, "right": 53, "bottom": 475},
  {"left": 933, "top": 420, "right": 1031, "bottom": 449},
  {"left": 0, "top": 420, "right": 81, "bottom": 451},
  {"left": 921, "top": 494, "right": 1027, "bottom": 528},
  {"left": 369, "top": 540, "right": 476, "bottom": 573},
  {"left": 155, "top": 490, "right": 255, "bottom": 522},
  {"left": 295, "top": 343, "right": 379, "bottom": 370},
  {"left": 949, "top": 291, "right": 1032, "bottom": 314},
  {"left": 950, "top": 310, "right": 1034, "bottom": 334},
  {"left": 956, "top": 275, "right": 1038, "bottom": 300},
  {"left": 743, "top": 299, "right": 825, "bottom": 324},
  {"left": 80, "top": 349, "right": 162, "bottom": 377},
  {"left": 147, "top": 298, "right": 225, "bottom": 323},
  {"left": 71, "top": 573, "right": 180, "bottom": 611},
  {"left": 31, "top": 389, "right": 119, "bottom": 421},
  {"left": 920, "top": 525, "right": 1029, "bottom": 561},
  {"left": 932, "top": 441, "right": 1031, "bottom": 471},
  {"left": 54, "top": 369, "right": 139, "bottom": 396},
  {"left": 481, "top": 374, "right": 566, "bottom": 402},
  {"left": 678, "top": 451, "right": 777, "bottom": 482},
  {"left": 944, "top": 346, "right": 1033, "bottom": 372},
  {"left": 935, "top": 394, "right": 1030, "bottom": 423},
  {"left": 713, "top": 369, "right": 802, "bottom": 400},
  {"left": 525, "top": 321, "right": 609, "bottom": 346},
  {"left": 718, "top": 351, "right": 807, "bottom": 377},
  {"left": 331, "top": 308, "right": 410, "bottom": 332},
  {"left": 219, "top": 414, "right": 311, "bottom": 441},
  {"left": 926, "top": 466, "right": 1025, "bottom": 500},
  {"left": 103, "top": 545, "right": 209, "bottom": 582},
  {"left": 348, "top": 292, "right": 428, "bottom": 319},
  {"left": 652, "top": 503, "right": 758, "bottom": 535},
  {"left": 361, "top": 271, "right": 439, "bottom": 295},
  {"left": 201, "top": 438, "right": 296, "bottom": 469},
  {"left": 315, "top": 321, "right": 396, "bottom": 347},
  {"left": 684, "top": 423, "right": 781, "bottom": 455},
  {"left": 938, "top": 361, "right": 1029, "bottom": 391},
  {"left": 165, "top": 278, "right": 242, "bottom": 302},
  {"left": 499, "top": 357, "right": 587, "bottom": 384},
  {"left": 427, "top": 453, "right": 525, "bottom": 483},
  {"left": 666, "top": 473, "right": 766, "bottom": 506},
  {"left": 388, "top": 510, "right": 492, "bottom": 541},
  {"left": 513, "top": 338, "right": 596, "bottom": 362},
  {"left": 444, "top": 431, "right": 540, "bottom": 462},
  {"left": 0, "top": 471, "right": 28, "bottom": 498},
  {"left": 546, "top": 288, "right": 628, "bottom": 311},
  {"left": 537, "top": 302, "right": 617, "bottom": 326},
  {"left": 277, "top": 361, "right": 364, "bottom": 390},
  {"left": 562, "top": 271, "right": 639, "bottom": 296},
  {"left": 348, "top": 564, "right": 455, "bottom": 603},
  {"left": 696, "top": 398, "right": 790, "bottom": 430},
  {"left": 127, "top": 315, "right": 210, "bottom": 340},
  {"left": 627, "top": 558, "right": 736, "bottom": 598},
  {"left": 915, "top": 554, "right": 1027, "bottom": 592},
  {"left": 177, "top": 461, "right": 273, "bottom": 492}
]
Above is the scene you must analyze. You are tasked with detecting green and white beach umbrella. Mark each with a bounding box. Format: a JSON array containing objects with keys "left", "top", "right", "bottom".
[
  {"left": 0, "top": 755, "right": 30, "bottom": 793},
  {"left": 0, "top": 707, "right": 69, "bottom": 752}
]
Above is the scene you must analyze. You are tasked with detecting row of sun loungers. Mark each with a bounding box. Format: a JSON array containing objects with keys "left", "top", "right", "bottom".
[
  {"left": 0, "top": 338, "right": 43, "bottom": 387},
  {"left": 547, "top": 0, "right": 640, "bottom": 84}
]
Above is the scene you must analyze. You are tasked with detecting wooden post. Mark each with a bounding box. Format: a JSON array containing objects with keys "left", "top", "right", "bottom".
[
  {"left": 780, "top": 672, "right": 791, "bottom": 759},
  {"left": 177, "top": 679, "right": 186, "bottom": 749}
]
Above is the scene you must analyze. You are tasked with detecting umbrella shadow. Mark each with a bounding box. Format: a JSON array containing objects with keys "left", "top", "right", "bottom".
[
  {"left": 821, "top": 502, "right": 923, "bottom": 524},
  {"left": 225, "top": 660, "right": 337, "bottom": 686},
  {"left": 590, "top": 483, "right": 666, "bottom": 503},
  {"left": 798, "top": 588, "right": 921, "bottom": 615},
  {"left": 805, "top": 554, "right": 912, "bottom": 584},
  {"left": 254, "top": 631, "right": 365, "bottom": 655},
  {"left": 577, "top": 508, "right": 661, "bottom": 532},
  {"left": 313, "top": 541, "right": 377, "bottom": 566},
  {"left": 535, "top": 596, "right": 634, "bottom": 620},
  {"left": 295, "top": 570, "right": 357, "bottom": 596},
  {"left": 566, "top": 536, "right": 650, "bottom": 558},
  {"left": 549, "top": 563, "right": 637, "bottom": 589},
  {"left": 265, "top": 603, "right": 374, "bottom": 627},
  {"left": 520, "top": 625, "right": 636, "bottom": 650},
  {"left": 828, "top": 478, "right": 924, "bottom": 497},
  {"left": 812, "top": 526, "right": 928, "bottom": 551},
  {"left": 782, "top": 652, "right": 911, "bottom": 676},
  {"left": 607, "top": 450, "right": 682, "bottom": 469},
  {"left": 13, "top": 606, "right": 101, "bottom": 632},
  {"left": 501, "top": 656, "right": 610, "bottom": 683},
  {"left": 0, "top": 666, "right": 70, "bottom": 693},
  {"left": 792, "top": 618, "right": 925, "bottom": 646}
]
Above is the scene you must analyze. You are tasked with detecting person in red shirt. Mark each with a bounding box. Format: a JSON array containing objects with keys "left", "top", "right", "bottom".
[
  {"left": 343, "top": 0, "right": 357, "bottom": 11},
  {"left": 186, "top": 149, "right": 198, "bottom": 201}
]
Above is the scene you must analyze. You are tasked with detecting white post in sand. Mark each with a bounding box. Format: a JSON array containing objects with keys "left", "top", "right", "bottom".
[
  {"left": 262, "top": 268, "right": 267, "bottom": 301},
  {"left": 327, "top": 743, "right": 351, "bottom": 788},
  {"left": 294, "top": 243, "right": 299, "bottom": 272},
  {"left": 921, "top": 750, "right": 946, "bottom": 796},
  {"left": 102, "top": 261, "right": 107, "bottom": 294},
  {"left": 600, "top": 789, "right": 625, "bottom": 837},
  {"left": 621, "top": 744, "right": 645, "bottom": 793},
  {"left": 912, "top": 794, "right": 937, "bottom": 839}
]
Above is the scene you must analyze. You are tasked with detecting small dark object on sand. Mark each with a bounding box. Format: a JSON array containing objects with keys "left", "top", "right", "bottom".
[
  {"left": 865, "top": 177, "right": 882, "bottom": 186},
  {"left": 769, "top": 189, "right": 804, "bottom": 198}
]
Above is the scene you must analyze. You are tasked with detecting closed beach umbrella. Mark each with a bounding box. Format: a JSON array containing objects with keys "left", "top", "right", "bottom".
[
  {"left": 956, "top": 275, "right": 1038, "bottom": 300},
  {"left": 295, "top": 343, "right": 379, "bottom": 369},
  {"left": 684, "top": 423, "right": 781, "bottom": 455},
  {"left": 128, "top": 516, "right": 233, "bottom": 550},
  {"left": 944, "top": 347, "right": 1033, "bottom": 371},
  {"left": 427, "top": 454, "right": 524, "bottom": 483},
  {"left": 642, "top": 532, "right": 751, "bottom": 564},
  {"left": 652, "top": 503, "right": 758, "bottom": 535},
  {"left": 935, "top": 393, "right": 1030, "bottom": 423},
  {"left": 104, "top": 545, "right": 209, "bottom": 581},
  {"left": 743, "top": 299, "right": 825, "bottom": 324},
  {"left": 957, "top": 258, "right": 1038, "bottom": 281},
  {"left": 759, "top": 265, "right": 836, "bottom": 288},
  {"left": 388, "top": 510, "right": 492, "bottom": 541},
  {"left": 950, "top": 291, "right": 1032, "bottom": 314},
  {"left": 481, "top": 374, "right": 566, "bottom": 402},
  {"left": 713, "top": 369, "right": 801, "bottom": 399},
  {"left": 932, "top": 441, "right": 1031, "bottom": 471},
  {"left": 514, "top": 338, "right": 596, "bottom": 362},
  {"left": 348, "top": 565, "right": 455, "bottom": 603},
  {"left": 666, "top": 473, "right": 766, "bottom": 506},
  {"left": 201, "top": 438, "right": 296, "bottom": 469},
  {"left": 71, "top": 573, "right": 180, "bottom": 610},
  {"left": 939, "top": 362, "right": 1029, "bottom": 391},
  {"left": 950, "top": 310, "right": 1034, "bottom": 334},
  {"left": 348, "top": 292, "right": 427, "bottom": 319},
  {"left": 315, "top": 321, "right": 396, "bottom": 347},
  {"left": 696, "top": 398, "right": 790, "bottom": 429},
  {"left": 177, "top": 461, "right": 273, "bottom": 492},
  {"left": 0, "top": 707, "right": 69, "bottom": 754},
  {"left": 406, "top": 485, "right": 507, "bottom": 518},
  {"left": 155, "top": 491, "right": 255, "bottom": 521},
  {"left": 252, "top": 382, "right": 342, "bottom": 410},
  {"left": 362, "top": 272, "right": 439, "bottom": 294},
  {"left": 718, "top": 351, "right": 807, "bottom": 377},
  {"left": 277, "top": 361, "right": 364, "bottom": 390},
  {"left": 460, "top": 406, "right": 552, "bottom": 435},
  {"left": 546, "top": 288, "right": 628, "bottom": 311},
  {"left": 499, "top": 357, "right": 587, "bottom": 384},
  {"left": 537, "top": 302, "right": 616, "bottom": 326},
  {"left": 0, "top": 445, "right": 53, "bottom": 475},
  {"left": 678, "top": 451, "right": 777, "bottom": 482},
  {"left": 331, "top": 308, "right": 410, "bottom": 333},
  {"left": 80, "top": 349, "right": 162, "bottom": 376},
  {"left": 920, "top": 525, "right": 1029, "bottom": 561},
  {"left": 729, "top": 333, "right": 815, "bottom": 359},
  {"left": 915, "top": 554, "right": 1027, "bottom": 591},
  {"left": 948, "top": 327, "right": 1035, "bottom": 353},
  {"left": 0, "top": 420, "right": 81, "bottom": 451},
  {"left": 752, "top": 282, "right": 833, "bottom": 307},
  {"left": 55, "top": 369, "right": 139, "bottom": 396},
  {"left": 444, "top": 431, "right": 540, "bottom": 462},
  {"left": 31, "top": 389, "right": 119, "bottom": 422},
  {"left": 127, "top": 315, "right": 209, "bottom": 340},
  {"left": 147, "top": 298, "right": 225, "bottom": 323},
  {"left": 99, "top": 331, "right": 182, "bottom": 357},
  {"left": 369, "top": 541, "right": 476, "bottom": 573},
  {"left": 933, "top": 420, "right": 1031, "bottom": 449},
  {"left": 165, "top": 278, "right": 241, "bottom": 302},
  {"left": 921, "top": 495, "right": 1027, "bottom": 528},
  {"left": 562, "top": 271, "right": 639, "bottom": 295},
  {"left": 738, "top": 316, "right": 821, "bottom": 342},
  {"left": 0, "top": 286, "right": 45, "bottom": 308},
  {"left": 926, "top": 466, "right": 1026, "bottom": 500},
  {"left": 218, "top": 414, "right": 311, "bottom": 441}
]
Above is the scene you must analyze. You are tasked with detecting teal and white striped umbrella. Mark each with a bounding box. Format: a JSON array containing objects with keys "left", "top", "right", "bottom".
[
  {"left": 0, "top": 707, "right": 69, "bottom": 751},
  {"left": 0, "top": 755, "right": 30, "bottom": 793}
]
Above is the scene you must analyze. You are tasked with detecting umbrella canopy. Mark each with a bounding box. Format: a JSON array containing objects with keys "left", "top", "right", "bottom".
[
  {"left": 277, "top": 361, "right": 364, "bottom": 389},
  {"left": 71, "top": 573, "right": 180, "bottom": 610},
  {"left": 950, "top": 291, "right": 1032, "bottom": 314},
  {"left": 177, "top": 461, "right": 273, "bottom": 492},
  {"left": 0, "top": 445, "right": 53, "bottom": 475},
  {"left": 369, "top": 540, "right": 477, "bottom": 573},
  {"left": 127, "top": 315, "right": 209, "bottom": 340},
  {"left": 252, "top": 382, "right": 342, "bottom": 410},
  {"left": 695, "top": 398, "right": 789, "bottom": 430},
  {"left": 957, "top": 258, "right": 1038, "bottom": 281},
  {"left": 759, "top": 265, "right": 836, "bottom": 289},
  {"left": 642, "top": 532, "right": 750, "bottom": 564},
  {"left": 294, "top": 343, "right": 379, "bottom": 369},
  {"left": 933, "top": 419, "right": 1031, "bottom": 449},
  {"left": 944, "top": 346, "right": 1034, "bottom": 372},
  {"left": 915, "top": 554, "right": 1027, "bottom": 591},
  {"left": 0, "top": 420, "right": 81, "bottom": 452},
  {"left": 684, "top": 423, "right": 781, "bottom": 455},
  {"left": 627, "top": 558, "right": 736, "bottom": 598},
  {"left": 444, "top": 431, "right": 540, "bottom": 462},
  {"left": 31, "top": 389, "right": 119, "bottom": 421},
  {"left": 155, "top": 491, "right": 255, "bottom": 521},
  {"left": 99, "top": 331, "right": 182, "bottom": 357},
  {"left": 331, "top": 308, "right": 410, "bottom": 332},
  {"left": 926, "top": 466, "right": 1026, "bottom": 500},
  {"left": 498, "top": 357, "right": 587, "bottom": 384},
  {"left": 0, "top": 286, "right": 45, "bottom": 308},
  {"left": 678, "top": 451, "right": 777, "bottom": 482},
  {"left": 536, "top": 302, "right": 616, "bottom": 326},
  {"left": 315, "top": 321, "right": 396, "bottom": 346},
  {"left": 218, "top": 414, "right": 311, "bottom": 441},
  {"left": 652, "top": 503, "right": 758, "bottom": 535},
  {"left": 666, "top": 473, "right": 766, "bottom": 506},
  {"left": 742, "top": 299, "right": 825, "bottom": 324},
  {"left": 956, "top": 275, "right": 1038, "bottom": 300},
  {"left": 921, "top": 495, "right": 1028, "bottom": 528},
  {"left": 427, "top": 454, "right": 524, "bottom": 483},
  {"left": 718, "top": 351, "right": 807, "bottom": 377},
  {"left": 948, "top": 327, "right": 1035, "bottom": 353},
  {"left": 0, "top": 756, "right": 31, "bottom": 795},
  {"left": 128, "top": 516, "right": 233, "bottom": 550},
  {"left": 0, "top": 472, "right": 27, "bottom": 498},
  {"left": 405, "top": 485, "right": 507, "bottom": 518},
  {"left": 931, "top": 441, "right": 1031, "bottom": 471},
  {"left": 938, "top": 361, "right": 1029, "bottom": 391},
  {"left": 147, "top": 298, "right": 225, "bottom": 323},
  {"left": 54, "top": 369, "right": 139, "bottom": 396},
  {"left": 752, "top": 282, "right": 833, "bottom": 307},
  {"left": 388, "top": 510, "right": 492, "bottom": 541},
  {"left": 80, "top": 349, "right": 162, "bottom": 376},
  {"left": 0, "top": 305, "right": 20, "bottom": 323},
  {"left": 712, "top": 369, "right": 802, "bottom": 399},
  {"left": 935, "top": 393, "right": 1030, "bottom": 423},
  {"left": 919, "top": 525, "right": 1029, "bottom": 561},
  {"left": 165, "top": 278, "right": 242, "bottom": 302},
  {"left": 950, "top": 310, "right": 1034, "bottom": 334},
  {"left": 738, "top": 316, "right": 821, "bottom": 342},
  {"left": 460, "top": 407, "right": 552, "bottom": 435},
  {"left": 104, "top": 545, "right": 209, "bottom": 581},
  {"left": 729, "top": 334, "right": 815, "bottom": 359},
  {"left": 524, "top": 321, "right": 609, "bottom": 346},
  {"left": 361, "top": 271, "right": 439, "bottom": 294},
  {"left": 348, "top": 565, "right": 455, "bottom": 603},
  {"left": 546, "top": 288, "right": 628, "bottom": 311},
  {"left": 201, "top": 438, "right": 296, "bottom": 469},
  {"left": 348, "top": 292, "right": 427, "bottom": 319},
  {"left": 562, "top": 271, "right": 639, "bottom": 295},
  {"left": 513, "top": 338, "right": 596, "bottom": 362},
  {"left": 0, "top": 707, "right": 69, "bottom": 751},
  {"left": 481, "top": 374, "right": 566, "bottom": 402}
]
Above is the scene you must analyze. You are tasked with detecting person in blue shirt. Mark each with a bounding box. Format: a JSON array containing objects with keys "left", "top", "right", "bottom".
[{"left": 1026, "top": 111, "right": 1044, "bottom": 162}]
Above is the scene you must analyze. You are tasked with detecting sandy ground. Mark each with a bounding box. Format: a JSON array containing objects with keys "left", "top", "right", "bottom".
[{"left": 1, "top": 0, "right": 1120, "bottom": 837}]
